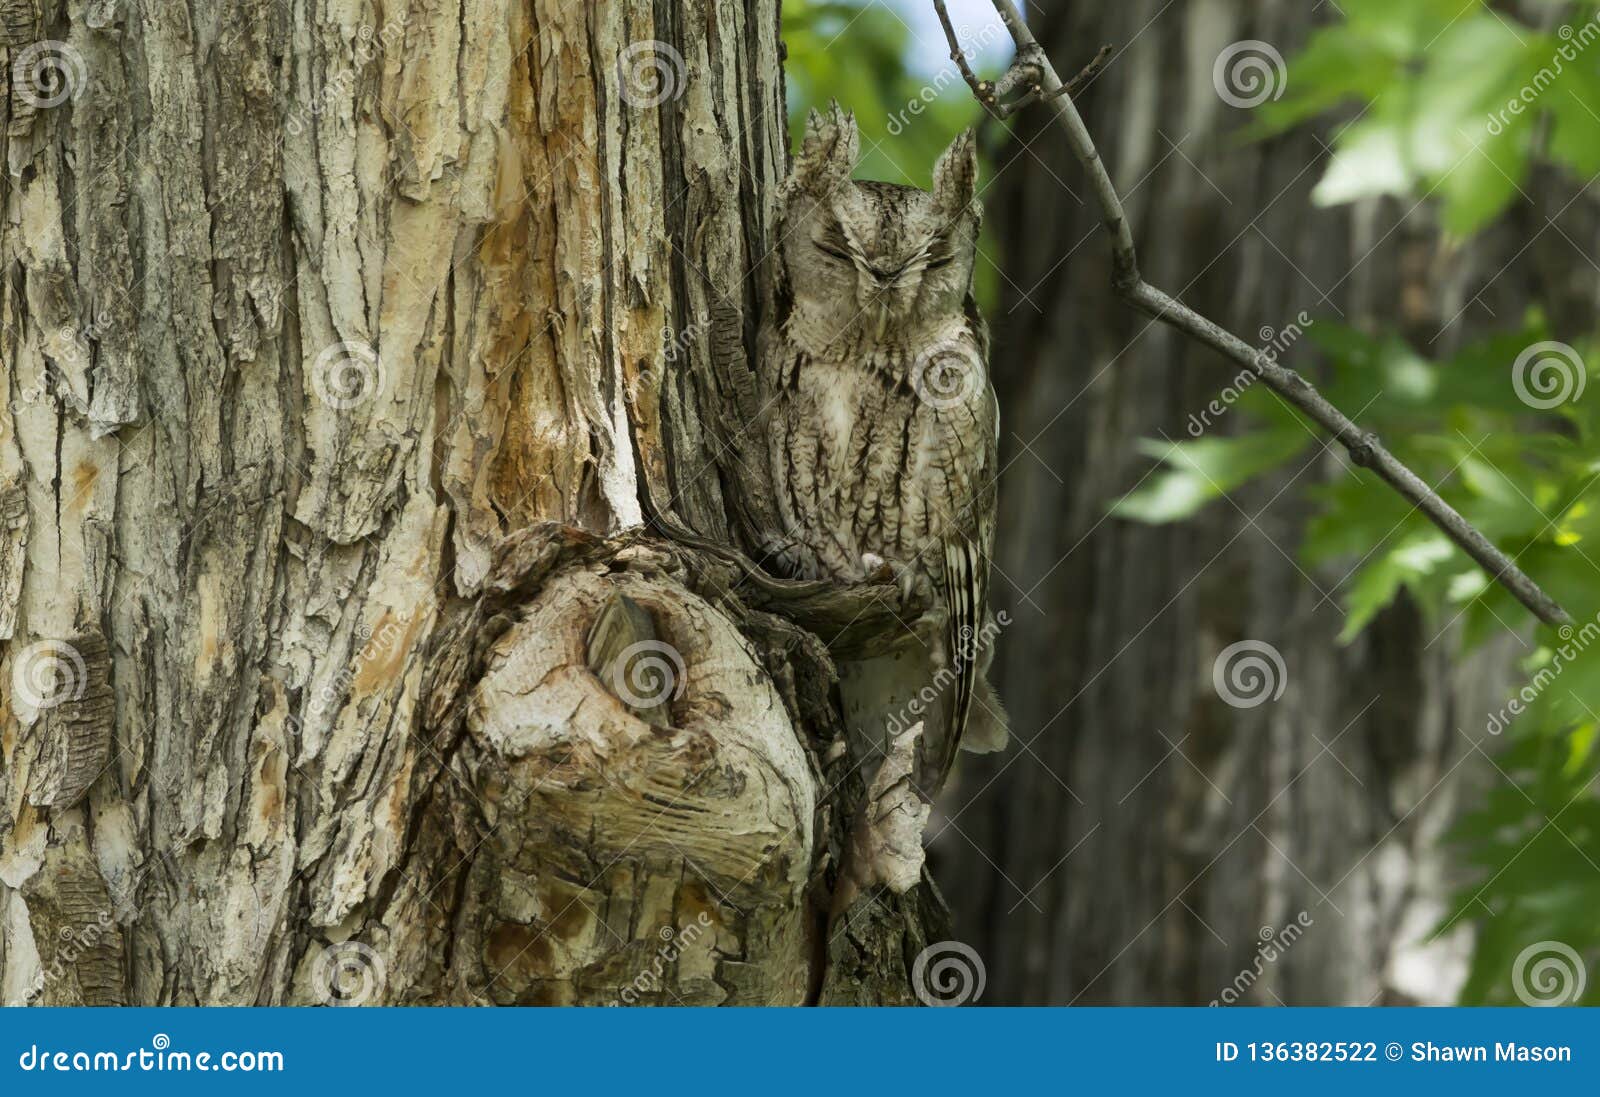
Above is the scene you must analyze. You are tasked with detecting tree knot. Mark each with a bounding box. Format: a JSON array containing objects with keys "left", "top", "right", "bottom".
[{"left": 1349, "top": 432, "right": 1381, "bottom": 469}]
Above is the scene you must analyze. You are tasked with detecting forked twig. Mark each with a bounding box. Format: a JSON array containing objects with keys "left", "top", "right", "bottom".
[
  {"left": 936, "top": 4, "right": 1110, "bottom": 120},
  {"left": 934, "top": 0, "right": 1572, "bottom": 628},
  {"left": 1061, "top": 44, "right": 1112, "bottom": 99}
]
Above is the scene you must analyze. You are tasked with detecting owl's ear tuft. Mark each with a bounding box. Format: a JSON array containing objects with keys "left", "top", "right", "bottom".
[
  {"left": 932, "top": 129, "right": 979, "bottom": 216},
  {"left": 791, "top": 101, "right": 859, "bottom": 196}
]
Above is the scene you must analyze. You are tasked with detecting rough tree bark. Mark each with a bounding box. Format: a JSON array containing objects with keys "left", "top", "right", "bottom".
[
  {"left": 941, "top": 0, "right": 1599, "bottom": 1005},
  {"left": 0, "top": 0, "right": 946, "bottom": 1006}
]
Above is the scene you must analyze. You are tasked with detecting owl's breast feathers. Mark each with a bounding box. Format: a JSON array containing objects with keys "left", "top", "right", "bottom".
[
  {"left": 755, "top": 313, "right": 999, "bottom": 787},
  {"left": 759, "top": 315, "right": 994, "bottom": 581}
]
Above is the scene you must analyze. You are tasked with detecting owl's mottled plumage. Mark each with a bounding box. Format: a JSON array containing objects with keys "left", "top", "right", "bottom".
[{"left": 755, "top": 104, "right": 1006, "bottom": 792}]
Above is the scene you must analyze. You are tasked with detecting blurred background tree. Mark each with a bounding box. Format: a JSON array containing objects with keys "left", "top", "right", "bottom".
[{"left": 783, "top": 0, "right": 1600, "bottom": 1005}]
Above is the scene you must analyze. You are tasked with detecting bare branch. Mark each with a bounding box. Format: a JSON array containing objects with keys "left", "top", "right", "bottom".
[
  {"left": 1061, "top": 44, "right": 1112, "bottom": 100},
  {"left": 936, "top": 0, "right": 1572, "bottom": 628},
  {"left": 932, "top": 0, "right": 1010, "bottom": 118}
]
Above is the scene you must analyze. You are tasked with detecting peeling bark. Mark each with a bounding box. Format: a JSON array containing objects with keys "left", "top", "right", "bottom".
[{"left": 1, "top": 0, "right": 932, "bottom": 1006}]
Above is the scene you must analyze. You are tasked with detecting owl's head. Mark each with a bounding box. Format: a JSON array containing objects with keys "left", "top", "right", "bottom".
[{"left": 777, "top": 104, "right": 980, "bottom": 347}]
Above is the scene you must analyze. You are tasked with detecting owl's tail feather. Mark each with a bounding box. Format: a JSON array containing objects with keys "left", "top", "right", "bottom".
[
  {"left": 961, "top": 669, "right": 1009, "bottom": 755},
  {"left": 837, "top": 650, "right": 1009, "bottom": 800}
]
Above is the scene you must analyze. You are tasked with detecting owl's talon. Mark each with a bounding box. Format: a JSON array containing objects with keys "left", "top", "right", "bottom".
[
  {"left": 857, "top": 552, "right": 926, "bottom": 607},
  {"left": 860, "top": 552, "right": 899, "bottom": 586}
]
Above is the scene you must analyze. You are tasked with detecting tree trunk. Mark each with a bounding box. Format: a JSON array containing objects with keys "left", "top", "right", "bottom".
[
  {"left": 0, "top": 0, "right": 943, "bottom": 1007},
  {"left": 939, "top": 0, "right": 1596, "bottom": 1005}
]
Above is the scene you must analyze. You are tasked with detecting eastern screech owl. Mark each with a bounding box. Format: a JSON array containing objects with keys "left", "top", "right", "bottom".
[{"left": 755, "top": 103, "right": 1007, "bottom": 793}]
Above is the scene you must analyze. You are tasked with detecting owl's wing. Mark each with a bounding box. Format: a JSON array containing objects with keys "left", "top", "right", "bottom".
[
  {"left": 935, "top": 488, "right": 995, "bottom": 786},
  {"left": 964, "top": 290, "right": 989, "bottom": 362},
  {"left": 937, "top": 537, "right": 980, "bottom": 784}
]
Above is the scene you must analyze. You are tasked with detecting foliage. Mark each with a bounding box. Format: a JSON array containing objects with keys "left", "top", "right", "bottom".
[
  {"left": 1118, "top": 0, "right": 1600, "bottom": 1004},
  {"left": 1250, "top": 0, "right": 1600, "bottom": 236}
]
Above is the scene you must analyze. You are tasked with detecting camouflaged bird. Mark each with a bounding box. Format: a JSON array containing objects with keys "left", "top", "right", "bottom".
[{"left": 755, "top": 103, "right": 1007, "bottom": 793}]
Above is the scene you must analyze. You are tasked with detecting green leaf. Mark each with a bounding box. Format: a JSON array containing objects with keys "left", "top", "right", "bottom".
[
  {"left": 1547, "top": 64, "right": 1600, "bottom": 176},
  {"left": 1110, "top": 430, "right": 1311, "bottom": 523},
  {"left": 1335, "top": 533, "right": 1455, "bottom": 640},
  {"left": 1254, "top": 2, "right": 1587, "bottom": 236}
]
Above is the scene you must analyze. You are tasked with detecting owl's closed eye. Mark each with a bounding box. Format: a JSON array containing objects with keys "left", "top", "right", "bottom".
[{"left": 777, "top": 104, "right": 981, "bottom": 345}]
